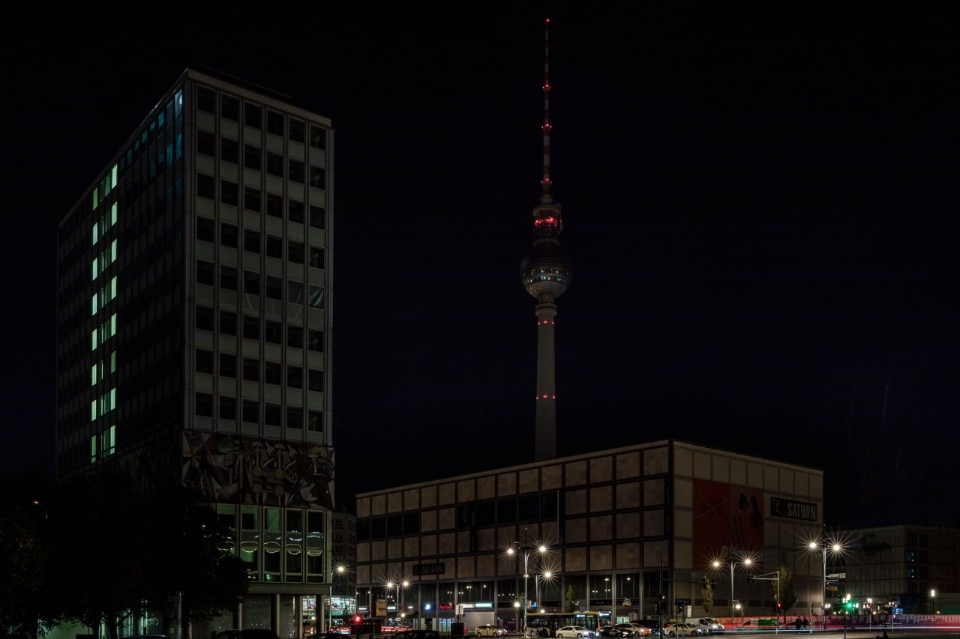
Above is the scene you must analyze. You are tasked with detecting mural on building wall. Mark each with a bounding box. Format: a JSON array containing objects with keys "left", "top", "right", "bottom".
[
  {"left": 181, "top": 431, "right": 334, "bottom": 509},
  {"left": 693, "top": 479, "right": 765, "bottom": 560}
]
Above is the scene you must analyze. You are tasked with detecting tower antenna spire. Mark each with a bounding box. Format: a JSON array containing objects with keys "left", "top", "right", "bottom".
[
  {"left": 521, "top": 17, "right": 571, "bottom": 462},
  {"left": 541, "top": 17, "right": 553, "bottom": 204}
]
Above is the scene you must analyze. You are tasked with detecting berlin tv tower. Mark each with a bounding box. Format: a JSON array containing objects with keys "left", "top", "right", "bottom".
[{"left": 521, "top": 18, "right": 572, "bottom": 462}]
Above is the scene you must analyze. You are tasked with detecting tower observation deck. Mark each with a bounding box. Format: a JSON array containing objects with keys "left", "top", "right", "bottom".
[{"left": 520, "top": 18, "right": 571, "bottom": 462}]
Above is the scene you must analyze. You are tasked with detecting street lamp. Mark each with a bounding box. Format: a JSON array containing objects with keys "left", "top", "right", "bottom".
[
  {"left": 712, "top": 554, "right": 752, "bottom": 622},
  {"left": 808, "top": 538, "right": 844, "bottom": 630},
  {"left": 507, "top": 534, "right": 548, "bottom": 635},
  {"left": 536, "top": 571, "right": 553, "bottom": 612},
  {"left": 386, "top": 579, "right": 410, "bottom": 625},
  {"left": 930, "top": 589, "right": 936, "bottom": 615}
]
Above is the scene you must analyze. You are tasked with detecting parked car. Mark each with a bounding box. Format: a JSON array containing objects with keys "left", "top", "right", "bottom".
[
  {"left": 616, "top": 624, "right": 653, "bottom": 637},
  {"left": 556, "top": 626, "right": 596, "bottom": 639},
  {"left": 663, "top": 623, "right": 701, "bottom": 637},
  {"left": 476, "top": 625, "right": 507, "bottom": 638},
  {"left": 696, "top": 619, "right": 724, "bottom": 634}
]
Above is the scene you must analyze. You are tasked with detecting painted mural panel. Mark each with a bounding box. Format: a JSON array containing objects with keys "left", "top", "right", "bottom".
[
  {"left": 181, "top": 430, "right": 334, "bottom": 509},
  {"left": 693, "top": 479, "right": 764, "bottom": 561}
]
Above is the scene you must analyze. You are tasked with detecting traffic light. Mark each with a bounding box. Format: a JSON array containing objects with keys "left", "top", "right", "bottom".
[{"left": 844, "top": 601, "right": 854, "bottom": 612}]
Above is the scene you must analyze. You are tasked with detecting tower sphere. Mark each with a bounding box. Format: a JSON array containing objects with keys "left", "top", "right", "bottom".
[{"left": 521, "top": 239, "right": 572, "bottom": 300}]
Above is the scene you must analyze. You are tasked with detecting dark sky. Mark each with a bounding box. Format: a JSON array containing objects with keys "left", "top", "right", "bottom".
[{"left": 4, "top": 5, "right": 959, "bottom": 527}]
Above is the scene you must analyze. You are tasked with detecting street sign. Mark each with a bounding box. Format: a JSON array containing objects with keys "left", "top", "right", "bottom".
[{"left": 414, "top": 562, "right": 445, "bottom": 576}]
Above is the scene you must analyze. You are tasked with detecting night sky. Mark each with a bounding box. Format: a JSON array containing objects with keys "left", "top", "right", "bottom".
[{"left": 3, "top": 5, "right": 959, "bottom": 527}]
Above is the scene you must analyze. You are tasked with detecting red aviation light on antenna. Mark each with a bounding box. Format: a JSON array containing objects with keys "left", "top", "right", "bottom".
[
  {"left": 535, "top": 216, "right": 557, "bottom": 227},
  {"left": 541, "top": 123, "right": 552, "bottom": 131},
  {"left": 542, "top": 82, "right": 551, "bottom": 91}
]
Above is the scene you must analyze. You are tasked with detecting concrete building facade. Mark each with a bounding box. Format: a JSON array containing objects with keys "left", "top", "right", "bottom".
[
  {"left": 354, "top": 439, "right": 826, "bottom": 631},
  {"left": 56, "top": 67, "right": 335, "bottom": 637}
]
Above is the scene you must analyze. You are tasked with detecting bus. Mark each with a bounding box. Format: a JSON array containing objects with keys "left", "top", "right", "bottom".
[{"left": 523, "top": 611, "right": 605, "bottom": 636}]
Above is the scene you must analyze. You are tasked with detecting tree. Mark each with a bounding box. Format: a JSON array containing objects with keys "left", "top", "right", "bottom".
[
  {"left": 0, "top": 472, "right": 52, "bottom": 639},
  {"left": 36, "top": 468, "right": 248, "bottom": 639},
  {"left": 139, "top": 482, "right": 248, "bottom": 631},
  {"left": 773, "top": 565, "right": 797, "bottom": 615},
  {"left": 38, "top": 467, "right": 151, "bottom": 639},
  {"left": 564, "top": 585, "right": 576, "bottom": 613},
  {"left": 700, "top": 576, "right": 713, "bottom": 615}
]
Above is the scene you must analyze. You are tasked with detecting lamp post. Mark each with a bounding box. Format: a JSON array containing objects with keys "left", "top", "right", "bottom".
[
  {"left": 507, "top": 535, "right": 548, "bottom": 635},
  {"left": 713, "top": 555, "right": 752, "bottom": 622},
  {"left": 930, "top": 589, "right": 936, "bottom": 615},
  {"left": 535, "top": 571, "right": 553, "bottom": 612},
  {"left": 808, "top": 539, "right": 843, "bottom": 630}
]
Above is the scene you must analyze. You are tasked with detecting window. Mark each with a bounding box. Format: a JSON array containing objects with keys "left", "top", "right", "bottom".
[
  {"left": 243, "top": 315, "right": 260, "bottom": 339},
  {"left": 196, "top": 392, "right": 213, "bottom": 416},
  {"left": 267, "top": 235, "right": 283, "bottom": 259},
  {"left": 220, "top": 223, "right": 238, "bottom": 248},
  {"left": 197, "top": 86, "right": 216, "bottom": 113},
  {"left": 289, "top": 119, "right": 305, "bottom": 142},
  {"left": 288, "top": 281, "right": 304, "bottom": 304},
  {"left": 287, "top": 408, "right": 303, "bottom": 429},
  {"left": 243, "top": 358, "right": 259, "bottom": 381},
  {"left": 309, "top": 205, "right": 325, "bottom": 229},
  {"left": 309, "top": 125, "right": 326, "bottom": 149},
  {"left": 196, "top": 349, "right": 214, "bottom": 374},
  {"left": 308, "top": 330, "right": 323, "bottom": 352},
  {"left": 243, "top": 271, "right": 261, "bottom": 296},
  {"left": 264, "top": 362, "right": 282, "bottom": 385},
  {"left": 220, "top": 353, "right": 237, "bottom": 377},
  {"left": 310, "top": 166, "right": 325, "bottom": 189},
  {"left": 221, "top": 94, "right": 239, "bottom": 120},
  {"left": 244, "top": 102, "right": 262, "bottom": 128},
  {"left": 196, "top": 260, "right": 215, "bottom": 285},
  {"left": 308, "top": 410, "right": 323, "bottom": 432},
  {"left": 196, "top": 306, "right": 215, "bottom": 331},
  {"left": 308, "top": 369, "right": 324, "bottom": 392},
  {"left": 288, "top": 366, "right": 303, "bottom": 389},
  {"left": 266, "top": 194, "right": 283, "bottom": 217},
  {"left": 288, "top": 159, "right": 305, "bottom": 183},
  {"left": 244, "top": 187, "right": 262, "bottom": 212},
  {"left": 220, "top": 265, "right": 238, "bottom": 290},
  {"left": 197, "top": 174, "right": 215, "bottom": 199},
  {"left": 308, "top": 285, "right": 324, "bottom": 308},
  {"left": 288, "top": 200, "right": 304, "bottom": 224},
  {"left": 287, "top": 326, "right": 303, "bottom": 347},
  {"left": 309, "top": 247, "right": 324, "bottom": 269},
  {"left": 267, "top": 152, "right": 284, "bottom": 177},
  {"left": 266, "top": 276, "right": 283, "bottom": 300},
  {"left": 221, "top": 180, "right": 239, "bottom": 206},
  {"left": 198, "top": 130, "right": 216, "bottom": 156},
  {"left": 220, "top": 310, "right": 237, "bottom": 335},
  {"left": 267, "top": 110, "right": 284, "bottom": 135},
  {"left": 244, "top": 144, "right": 261, "bottom": 170},
  {"left": 219, "top": 396, "right": 237, "bottom": 420},
  {"left": 265, "top": 320, "right": 282, "bottom": 344},
  {"left": 288, "top": 241, "right": 304, "bottom": 264},
  {"left": 221, "top": 138, "right": 239, "bottom": 164},
  {"left": 244, "top": 229, "right": 261, "bottom": 253},
  {"left": 197, "top": 217, "right": 215, "bottom": 242},
  {"left": 243, "top": 400, "right": 259, "bottom": 423},
  {"left": 265, "top": 403, "right": 282, "bottom": 427}
]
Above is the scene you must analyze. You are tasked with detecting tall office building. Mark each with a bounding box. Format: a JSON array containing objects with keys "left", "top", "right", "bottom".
[{"left": 56, "top": 67, "right": 335, "bottom": 634}]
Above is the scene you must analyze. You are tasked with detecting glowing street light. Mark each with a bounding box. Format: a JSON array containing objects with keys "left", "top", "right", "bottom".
[
  {"left": 507, "top": 533, "right": 549, "bottom": 635},
  {"left": 808, "top": 538, "right": 844, "bottom": 630},
  {"left": 712, "top": 554, "right": 752, "bottom": 621}
]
